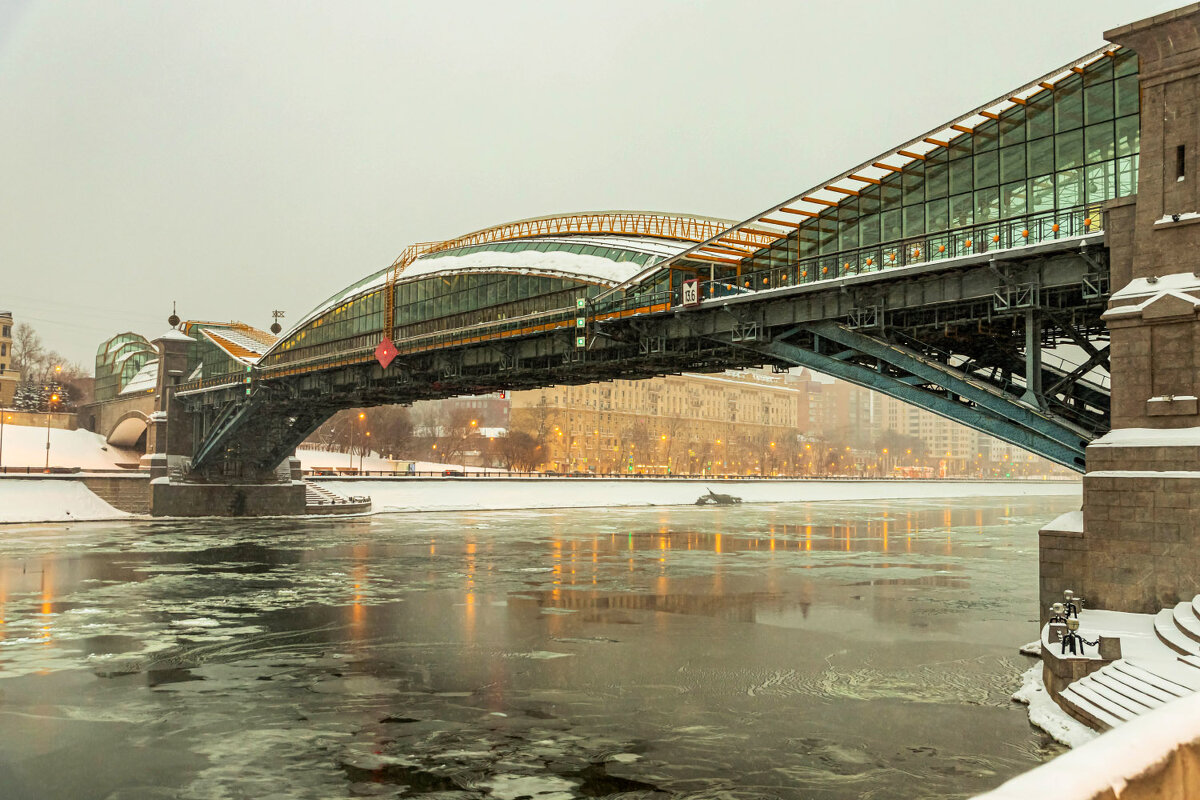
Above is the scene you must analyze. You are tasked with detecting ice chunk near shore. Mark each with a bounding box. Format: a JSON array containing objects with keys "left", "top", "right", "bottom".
[{"left": 1011, "top": 664, "right": 1097, "bottom": 748}]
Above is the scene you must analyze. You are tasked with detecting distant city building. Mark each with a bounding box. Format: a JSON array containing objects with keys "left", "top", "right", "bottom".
[
  {"left": 426, "top": 393, "right": 510, "bottom": 429},
  {"left": 510, "top": 370, "right": 804, "bottom": 474},
  {"left": 869, "top": 391, "right": 1067, "bottom": 476},
  {"left": 0, "top": 311, "right": 18, "bottom": 407}
]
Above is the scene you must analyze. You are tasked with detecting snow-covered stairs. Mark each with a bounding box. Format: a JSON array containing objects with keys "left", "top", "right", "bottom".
[
  {"left": 1060, "top": 659, "right": 1199, "bottom": 730},
  {"left": 1055, "top": 595, "right": 1200, "bottom": 731},
  {"left": 303, "top": 480, "right": 371, "bottom": 515}
]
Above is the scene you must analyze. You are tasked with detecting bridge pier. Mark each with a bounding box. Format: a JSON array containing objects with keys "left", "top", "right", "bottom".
[
  {"left": 1041, "top": 5, "right": 1200, "bottom": 615},
  {"left": 146, "top": 328, "right": 308, "bottom": 517}
]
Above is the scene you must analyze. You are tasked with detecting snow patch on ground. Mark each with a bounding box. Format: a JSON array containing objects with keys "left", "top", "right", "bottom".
[
  {"left": 1043, "top": 509, "right": 1083, "bottom": 533},
  {"left": 295, "top": 448, "right": 501, "bottom": 474},
  {"left": 0, "top": 424, "right": 142, "bottom": 470},
  {"left": 0, "top": 479, "right": 129, "bottom": 523},
  {"left": 1012, "top": 663, "right": 1097, "bottom": 749},
  {"left": 314, "top": 477, "right": 1080, "bottom": 514}
]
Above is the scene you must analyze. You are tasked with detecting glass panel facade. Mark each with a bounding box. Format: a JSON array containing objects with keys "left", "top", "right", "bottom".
[
  {"left": 736, "top": 50, "right": 1139, "bottom": 281},
  {"left": 94, "top": 333, "right": 157, "bottom": 401},
  {"left": 265, "top": 272, "right": 604, "bottom": 368}
]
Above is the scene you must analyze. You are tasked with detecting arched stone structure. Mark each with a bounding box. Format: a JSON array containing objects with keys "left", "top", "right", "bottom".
[{"left": 106, "top": 409, "right": 150, "bottom": 451}]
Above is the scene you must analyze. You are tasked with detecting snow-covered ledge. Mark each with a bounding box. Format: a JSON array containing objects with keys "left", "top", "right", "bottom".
[
  {"left": 1087, "top": 426, "right": 1200, "bottom": 448},
  {"left": 975, "top": 689, "right": 1200, "bottom": 799}
]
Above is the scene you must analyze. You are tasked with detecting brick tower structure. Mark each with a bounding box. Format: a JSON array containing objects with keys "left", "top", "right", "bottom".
[{"left": 1041, "top": 5, "right": 1200, "bottom": 614}]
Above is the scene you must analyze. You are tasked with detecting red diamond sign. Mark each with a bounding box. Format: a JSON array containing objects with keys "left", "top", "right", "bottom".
[{"left": 375, "top": 337, "right": 398, "bottom": 369}]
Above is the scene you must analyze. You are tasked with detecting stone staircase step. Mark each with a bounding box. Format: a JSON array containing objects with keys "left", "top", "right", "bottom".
[
  {"left": 1087, "top": 669, "right": 1168, "bottom": 710},
  {"left": 1178, "top": 655, "right": 1200, "bottom": 672},
  {"left": 1171, "top": 601, "right": 1200, "bottom": 644},
  {"left": 1104, "top": 662, "right": 1188, "bottom": 703},
  {"left": 1074, "top": 675, "right": 1155, "bottom": 718},
  {"left": 1124, "top": 657, "right": 1200, "bottom": 692},
  {"left": 1059, "top": 685, "right": 1124, "bottom": 730},
  {"left": 1154, "top": 608, "right": 1200, "bottom": 656}
]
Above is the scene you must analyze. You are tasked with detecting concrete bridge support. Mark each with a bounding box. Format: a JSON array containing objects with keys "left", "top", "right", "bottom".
[
  {"left": 147, "top": 328, "right": 306, "bottom": 516},
  {"left": 1042, "top": 4, "right": 1200, "bottom": 615}
]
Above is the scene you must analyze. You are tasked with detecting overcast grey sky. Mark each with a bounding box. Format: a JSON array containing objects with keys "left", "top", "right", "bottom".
[{"left": 0, "top": 0, "right": 1177, "bottom": 368}]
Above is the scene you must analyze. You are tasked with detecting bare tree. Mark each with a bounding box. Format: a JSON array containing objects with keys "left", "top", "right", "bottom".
[
  {"left": 9, "top": 323, "right": 43, "bottom": 379},
  {"left": 496, "top": 431, "right": 541, "bottom": 471},
  {"left": 8, "top": 323, "right": 84, "bottom": 383}
]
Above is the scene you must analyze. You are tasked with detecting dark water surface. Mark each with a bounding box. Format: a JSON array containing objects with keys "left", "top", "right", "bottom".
[{"left": 0, "top": 495, "right": 1077, "bottom": 799}]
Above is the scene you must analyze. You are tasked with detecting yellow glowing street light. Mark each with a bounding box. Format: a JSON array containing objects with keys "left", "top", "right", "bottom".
[{"left": 45, "top": 376, "right": 62, "bottom": 472}]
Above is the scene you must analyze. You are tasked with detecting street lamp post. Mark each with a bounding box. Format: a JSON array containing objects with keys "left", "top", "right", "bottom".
[
  {"left": 360, "top": 431, "right": 371, "bottom": 472},
  {"left": 44, "top": 365, "right": 62, "bottom": 472}
]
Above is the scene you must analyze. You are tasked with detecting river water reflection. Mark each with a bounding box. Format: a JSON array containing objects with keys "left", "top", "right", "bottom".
[{"left": 0, "top": 494, "right": 1077, "bottom": 799}]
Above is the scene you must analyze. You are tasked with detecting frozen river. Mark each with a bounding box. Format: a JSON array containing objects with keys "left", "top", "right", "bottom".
[{"left": 0, "top": 493, "right": 1077, "bottom": 799}]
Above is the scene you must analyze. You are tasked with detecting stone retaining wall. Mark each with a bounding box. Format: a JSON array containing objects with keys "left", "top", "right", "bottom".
[{"left": 80, "top": 474, "right": 151, "bottom": 514}]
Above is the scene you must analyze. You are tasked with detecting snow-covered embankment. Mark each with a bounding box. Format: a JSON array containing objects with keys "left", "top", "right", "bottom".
[{"left": 312, "top": 477, "right": 1081, "bottom": 514}]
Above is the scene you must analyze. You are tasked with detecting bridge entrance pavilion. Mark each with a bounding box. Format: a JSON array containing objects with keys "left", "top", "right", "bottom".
[{"left": 1041, "top": 5, "right": 1200, "bottom": 616}]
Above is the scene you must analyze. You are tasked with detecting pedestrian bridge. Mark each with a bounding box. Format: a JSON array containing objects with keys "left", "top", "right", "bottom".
[{"left": 169, "top": 43, "right": 1138, "bottom": 481}]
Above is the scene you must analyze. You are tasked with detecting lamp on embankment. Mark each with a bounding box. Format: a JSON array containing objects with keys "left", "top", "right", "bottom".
[{"left": 44, "top": 369, "right": 60, "bottom": 472}]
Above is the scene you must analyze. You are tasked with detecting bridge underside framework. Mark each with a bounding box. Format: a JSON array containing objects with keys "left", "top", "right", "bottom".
[{"left": 174, "top": 236, "right": 1109, "bottom": 479}]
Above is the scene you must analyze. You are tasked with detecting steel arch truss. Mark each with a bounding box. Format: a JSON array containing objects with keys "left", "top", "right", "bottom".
[{"left": 732, "top": 320, "right": 1101, "bottom": 472}]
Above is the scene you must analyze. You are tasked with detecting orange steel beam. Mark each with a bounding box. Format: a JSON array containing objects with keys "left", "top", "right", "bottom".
[
  {"left": 923, "top": 137, "right": 949, "bottom": 147},
  {"left": 979, "top": 111, "right": 1000, "bottom": 120},
  {"left": 872, "top": 162, "right": 904, "bottom": 172},
  {"left": 734, "top": 226, "right": 784, "bottom": 238},
  {"left": 827, "top": 186, "right": 859, "bottom": 196},
  {"left": 704, "top": 238, "right": 757, "bottom": 251},
  {"left": 720, "top": 235, "right": 776, "bottom": 250},
  {"left": 848, "top": 174, "right": 881, "bottom": 185},
  {"left": 700, "top": 244, "right": 755, "bottom": 257},
  {"left": 759, "top": 217, "right": 800, "bottom": 227},
  {"left": 951, "top": 124, "right": 973, "bottom": 133},
  {"left": 801, "top": 196, "right": 840, "bottom": 207},
  {"left": 896, "top": 150, "right": 926, "bottom": 161},
  {"left": 779, "top": 206, "right": 819, "bottom": 217}
]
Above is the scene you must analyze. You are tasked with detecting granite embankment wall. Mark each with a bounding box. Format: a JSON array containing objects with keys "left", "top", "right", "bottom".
[{"left": 79, "top": 474, "right": 150, "bottom": 514}]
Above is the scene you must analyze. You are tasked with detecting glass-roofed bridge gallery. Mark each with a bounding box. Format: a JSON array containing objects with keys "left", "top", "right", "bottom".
[{"left": 164, "top": 43, "right": 1138, "bottom": 484}]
